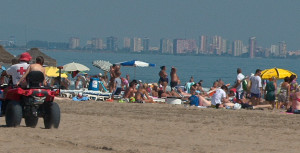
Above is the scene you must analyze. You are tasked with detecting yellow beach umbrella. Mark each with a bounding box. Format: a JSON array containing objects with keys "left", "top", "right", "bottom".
[
  {"left": 45, "top": 66, "right": 68, "bottom": 78},
  {"left": 261, "top": 67, "right": 297, "bottom": 80}
]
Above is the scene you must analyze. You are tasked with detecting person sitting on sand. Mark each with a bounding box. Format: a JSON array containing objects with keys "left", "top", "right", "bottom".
[
  {"left": 211, "top": 85, "right": 232, "bottom": 109},
  {"left": 17, "top": 56, "right": 46, "bottom": 86},
  {"left": 210, "top": 81, "right": 219, "bottom": 91},
  {"left": 188, "top": 89, "right": 200, "bottom": 106},
  {"left": 151, "top": 83, "right": 159, "bottom": 97},
  {"left": 185, "top": 76, "right": 195, "bottom": 94},
  {"left": 158, "top": 89, "right": 181, "bottom": 98},
  {"left": 123, "top": 80, "right": 138, "bottom": 102},
  {"left": 291, "top": 89, "right": 300, "bottom": 114},
  {"left": 135, "top": 83, "right": 155, "bottom": 103}
]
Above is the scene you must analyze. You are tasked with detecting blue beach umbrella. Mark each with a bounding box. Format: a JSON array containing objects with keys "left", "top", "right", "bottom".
[{"left": 115, "top": 60, "right": 155, "bottom": 79}]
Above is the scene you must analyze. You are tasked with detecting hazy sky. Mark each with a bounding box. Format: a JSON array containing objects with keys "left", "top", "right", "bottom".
[{"left": 0, "top": 0, "right": 299, "bottom": 49}]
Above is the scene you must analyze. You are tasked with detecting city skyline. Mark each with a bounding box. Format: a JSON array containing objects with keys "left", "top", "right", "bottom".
[
  {"left": 0, "top": 0, "right": 300, "bottom": 50},
  {"left": 1, "top": 34, "right": 297, "bottom": 59}
]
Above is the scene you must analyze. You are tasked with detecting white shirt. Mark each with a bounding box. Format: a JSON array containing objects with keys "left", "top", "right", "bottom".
[
  {"left": 211, "top": 88, "right": 226, "bottom": 105},
  {"left": 6, "top": 62, "right": 29, "bottom": 85},
  {"left": 236, "top": 73, "right": 245, "bottom": 92},
  {"left": 250, "top": 75, "right": 262, "bottom": 94}
]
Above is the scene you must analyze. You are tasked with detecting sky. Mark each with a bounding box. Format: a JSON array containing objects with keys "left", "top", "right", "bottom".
[{"left": 0, "top": 0, "right": 299, "bottom": 50}]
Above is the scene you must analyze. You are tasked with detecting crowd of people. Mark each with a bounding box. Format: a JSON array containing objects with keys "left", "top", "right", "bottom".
[{"left": 1, "top": 52, "right": 300, "bottom": 114}]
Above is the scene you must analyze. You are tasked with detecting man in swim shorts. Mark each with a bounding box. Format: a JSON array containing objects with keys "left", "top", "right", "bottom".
[
  {"left": 250, "top": 69, "right": 262, "bottom": 106},
  {"left": 170, "top": 67, "right": 180, "bottom": 90}
]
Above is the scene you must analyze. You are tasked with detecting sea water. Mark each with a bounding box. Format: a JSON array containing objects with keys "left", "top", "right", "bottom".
[{"left": 7, "top": 49, "right": 300, "bottom": 88}]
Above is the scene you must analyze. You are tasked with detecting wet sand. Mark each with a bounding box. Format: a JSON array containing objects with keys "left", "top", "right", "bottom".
[{"left": 0, "top": 97, "right": 299, "bottom": 153}]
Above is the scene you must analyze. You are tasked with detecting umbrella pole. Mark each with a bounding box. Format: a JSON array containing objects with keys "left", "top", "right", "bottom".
[
  {"left": 57, "top": 66, "right": 63, "bottom": 95},
  {"left": 134, "top": 66, "right": 136, "bottom": 79}
]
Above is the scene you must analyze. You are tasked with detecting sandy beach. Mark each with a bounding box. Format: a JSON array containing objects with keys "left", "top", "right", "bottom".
[{"left": 0, "top": 97, "right": 300, "bottom": 153}]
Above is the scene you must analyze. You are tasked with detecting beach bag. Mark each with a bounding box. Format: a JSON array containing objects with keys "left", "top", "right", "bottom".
[
  {"left": 242, "top": 80, "right": 248, "bottom": 91},
  {"left": 233, "top": 103, "right": 242, "bottom": 110}
]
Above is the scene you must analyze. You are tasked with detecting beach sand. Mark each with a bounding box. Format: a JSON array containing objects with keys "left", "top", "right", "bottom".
[{"left": 0, "top": 97, "right": 299, "bottom": 153}]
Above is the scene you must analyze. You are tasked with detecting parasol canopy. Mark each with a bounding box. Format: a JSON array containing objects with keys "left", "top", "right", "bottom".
[
  {"left": 115, "top": 60, "right": 155, "bottom": 67},
  {"left": 115, "top": 60, "right": 155, "bottom": 79},
  {"left": 92, "top": 60, "right": 112, "bottom": 72},
  {"left": 62, "top": 62, "right": 90, "bottom": 72},
  {"left": 261, "top": 67, "right": 297, "bottom": 79},
  {"left": 45, "top": 67, "right": 68, "bottom": 78}
]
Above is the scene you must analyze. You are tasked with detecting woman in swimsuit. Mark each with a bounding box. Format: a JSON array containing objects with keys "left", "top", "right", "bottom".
[
  {"left": 159, "top": 66, "right": 168, "bottom": 92},
  {"left": 278, "top": 77, "right": 290, "bottom": 109},
  {"left": 264, "top": 77, "right": 277, "bottom": 109},
  {"left": 289, "top": 74, "right": 298, "bottom": 110},
  {"left": 135, "top": 83, "right": 154, "bottom": 103}
]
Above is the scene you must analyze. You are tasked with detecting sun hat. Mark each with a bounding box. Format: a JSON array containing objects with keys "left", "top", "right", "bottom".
[{"left": 19, "top": 52, "right": 32, "bottom": 62}]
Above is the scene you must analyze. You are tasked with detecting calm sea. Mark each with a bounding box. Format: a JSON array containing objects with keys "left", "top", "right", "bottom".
[{"left": 7, "top": 49, "right": 299, "bottom": 88}]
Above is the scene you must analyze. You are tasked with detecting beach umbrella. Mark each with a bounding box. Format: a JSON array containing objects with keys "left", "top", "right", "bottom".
[
  {"left": 92, "top": 60, "right": 112, "bottom": 72},
  {"left": 45, "top": 66, "right": 68, "bottom": 78},
  {"left": 261, "top": 67, "right": 297, "bottom": 80},
  {"left": 115, "top": 60, "right": 155, "bottom": 79},
  {"left": 116, "top": 60, "right": 155, "bottom": 67},
  {"left": 62, "top": 62, "right": 90, "bottom": 72}
]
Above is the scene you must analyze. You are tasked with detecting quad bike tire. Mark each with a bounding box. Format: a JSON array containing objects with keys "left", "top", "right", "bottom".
[
  {"left": 25, "top": 115, "right": 39, "bottom": 128},
  {"left": 5, "top": 101, "right": 23, "bottom": 127},
  {"left": 43, "top": 102, "right": 60, "bottom": 129}
]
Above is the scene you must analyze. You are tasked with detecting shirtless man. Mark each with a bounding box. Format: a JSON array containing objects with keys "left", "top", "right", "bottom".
[
  {"left": 170, "top": 67, "right": 180, "bottom": 90},
  {"left": 123, "top": 80, "right": 137, "bottom": 102},
  {"left": 159, "top": 66, "right": 168, "bottom": 92},
  {"left": 17, "top": 56, "right": 46, "bottom": 86}
]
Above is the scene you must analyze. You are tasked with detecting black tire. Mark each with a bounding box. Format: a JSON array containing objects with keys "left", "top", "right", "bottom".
[
  {"left": 43, "top": 102, "right": 60, "bottom": 129},
  {"left": 25, "top": 115, "right": 39, "bottom": 128},
  {"left": 5, "top": 101, "right": 23, "bottom": 127}
]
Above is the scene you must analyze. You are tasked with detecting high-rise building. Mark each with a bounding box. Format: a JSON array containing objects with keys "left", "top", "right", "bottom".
[
  {"left": 142, "top": 37, "right": 150, "bottom": 51},
  {"left": 69, "top": 37, "right": 80, "bottom": 49},
  {"left": 226, "top": 40, "right": 232, "bottom": 55},
  {"left": 221, "top": 39, "right": 227, "bottom": 54},
  {"left": 270, "top": 45, "right": 279, "bottom": 56},
  {"left": 173, "top": 39, "right": 197, "bottom": 54},
  {"left": 106, "top": 36, "right": 118, "bottom": 51},
  {"left": 92, "top": 38, "right": 103, "bottom": 50},
  {"left": 279, "top": 41, "right": 287, "bottom": 58},
  {"left": 130, "top": 37, "right": 143, "bottom": 52},
  {"left": 212, "top": 35, "right": 222, "bottom": 55},
  {"left": 123, "top": 37, "right": 131, "bottom": 49},
  {"left": 233, "top": 40, "right": 243, "bottom": 56},
  {"left": 160, "top": 38, "right": 173, "bottom": 54},
  {"left": 249, "top": 37, "right": 256, "bottom": 58},
  {"left": 199, "top": 35, "right": 209, "bottom": 54}
]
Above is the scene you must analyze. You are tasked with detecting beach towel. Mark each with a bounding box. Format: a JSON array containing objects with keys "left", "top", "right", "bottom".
[{"left": 72, "top": 96, "right": 89, "bottom": 101}]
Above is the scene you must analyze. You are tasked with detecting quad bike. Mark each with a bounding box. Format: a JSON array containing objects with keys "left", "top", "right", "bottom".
[{"left": 0, "top": 70, "right": 61, "bottom": 129}]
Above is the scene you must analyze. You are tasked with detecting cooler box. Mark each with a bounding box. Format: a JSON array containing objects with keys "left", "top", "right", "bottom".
[{"left": 88, "top": 78, "right": 99, "bottom": 91}]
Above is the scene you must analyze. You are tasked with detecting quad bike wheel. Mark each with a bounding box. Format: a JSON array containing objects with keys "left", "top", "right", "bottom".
[
  {"left": 5, "top": 101, "right": 22, "bottom": 127},
  {"left": 43, "top": 102, "right": 60, "bottom": 129},
  {"left": 25, "top": 115, "right": 39, "bottom": 128}
]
